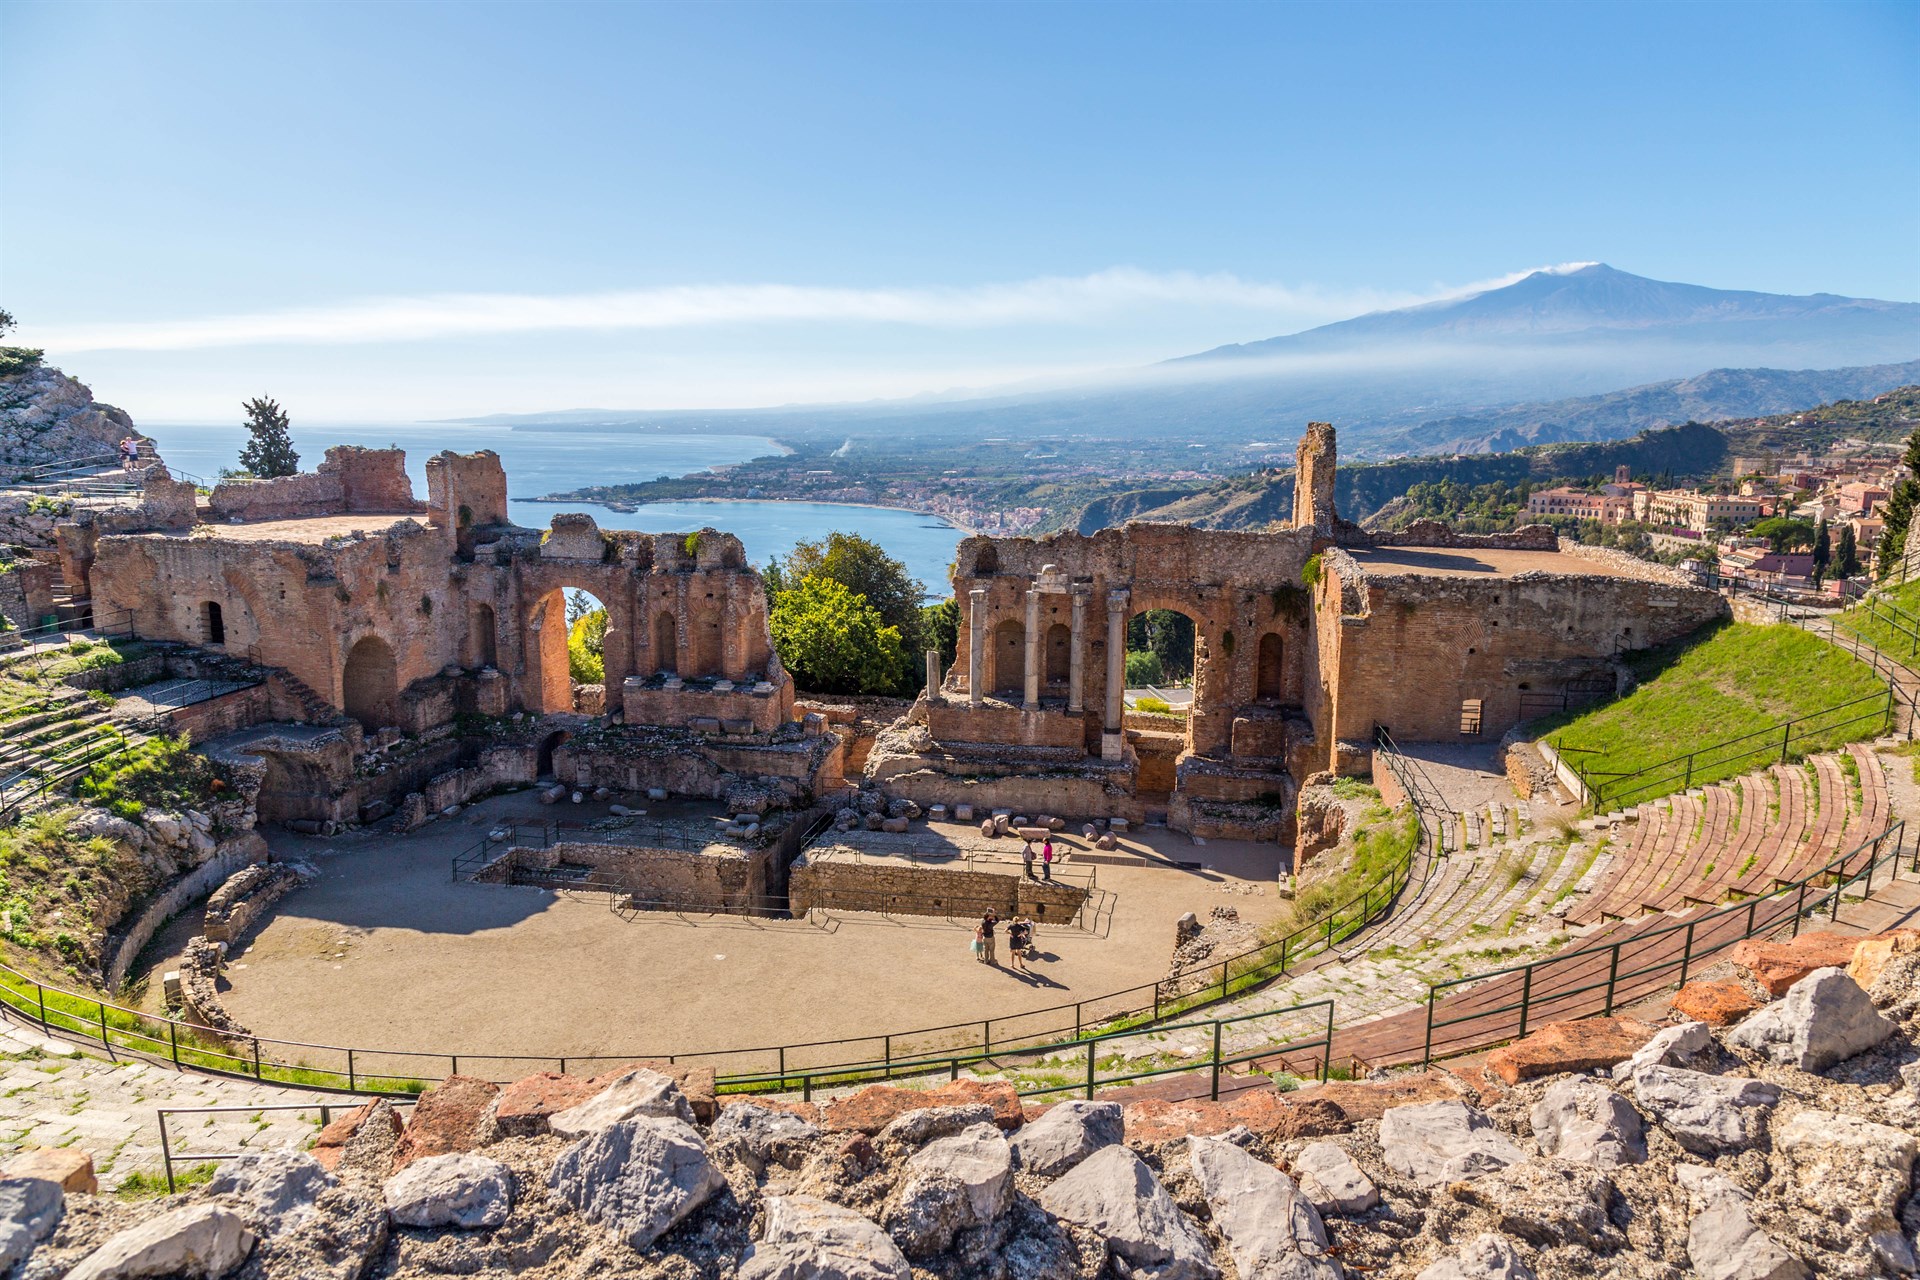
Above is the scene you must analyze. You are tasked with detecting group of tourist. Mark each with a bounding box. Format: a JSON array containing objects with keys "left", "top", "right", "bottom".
[
  {"left": 1019, "top": 837, "right": 1056, "bottom": 881},
  {"left": 971, "top": 909, "right": 1038, "bottom": 973}
]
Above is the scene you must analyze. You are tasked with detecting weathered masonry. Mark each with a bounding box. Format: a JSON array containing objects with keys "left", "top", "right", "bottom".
[{"left": 872, "top": 424, "right": 1726, "bottom": 839}]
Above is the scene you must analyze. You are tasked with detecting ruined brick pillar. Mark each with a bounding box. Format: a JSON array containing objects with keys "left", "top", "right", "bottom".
[
  {"left": 1022, "top": 587, "right": 1042, "bottom": 710},
  {"left": 967, "top": 587, "right": 987, "bottom": 708},
  {"left": 1103, "top": 588, "right": 1128, "bottom": 760},
  {"left": 925, "top": 648, "right": 941, "bottom": 703},
  {"left": 1292, "top": 421, "right": 1338, "bottom": 535},
  {"left": 1068, "top": 588, "right": 1087, "bottom": 713}
]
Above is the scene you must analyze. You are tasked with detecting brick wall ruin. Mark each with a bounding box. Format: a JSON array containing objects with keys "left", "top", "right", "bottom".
[{"left": 787, "top": 853, "right": 1088, "bottom": 923}]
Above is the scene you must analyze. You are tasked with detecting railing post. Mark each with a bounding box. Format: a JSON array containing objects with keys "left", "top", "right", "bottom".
[
  {"left": 1517, "top": 965, "right": 1534, "bottom": 1040},
  {"left": 253, "top": 1038, "right": 262, "bottom": 1080},
  {"left": 1780, "top": 720, "right": 1791, "bottom": 764},
  {"left": 1793, "top": 883, "right": 1806, "bottom": 936},
  {"left": 35, "top": 984, "right": 46, "bottom": 1032},
  {"left": 97, "top": 1000, "right": 108, "bottom": 1048},
  {"left": 1421, "top": 989, "right": 1436, "bottom": 1067},
  {"left": 1679, "top": 919, "right": 1696, "bottom": 988},
  {"left": 1209, "top": 1020, "right": 1223, "bottom": 1101},
  {"left": 1074, "top": 1003, "right": 1082, "bottom": 1040},
  {"left": 347, "top": 1048, "right": 356, "bottom": 1092},
  {"left": 168, "top": 1018, "right": 179, "bottom": 1067},
  {"left": 1085, "top": 1041, "right": 1096, "bottom": 1099},
  {"left": 159, "top": 1114, "right": 175, "bottom": 1194},
  {"left": 1603, "top": 945, "right": 1620, "bottom": 1016}
]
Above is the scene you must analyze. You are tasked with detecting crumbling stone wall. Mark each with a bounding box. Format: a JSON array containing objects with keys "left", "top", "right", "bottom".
[
  {"left": 503, "top": 840, "right": 762, "bottom": 910},
  {"left": 203, "top": 862, "right": 307, "bottom": 944},
  {"left": 207, "top": 446, "right": 424, "bottom": 522},
  {"left": 788, "top": 853, "right": 1088, "bottom": 923}
]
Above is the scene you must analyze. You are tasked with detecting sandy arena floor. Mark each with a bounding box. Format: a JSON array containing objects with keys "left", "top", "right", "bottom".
[{"left": 143, "top": 792, "right": 1286, "bottom": 1078}]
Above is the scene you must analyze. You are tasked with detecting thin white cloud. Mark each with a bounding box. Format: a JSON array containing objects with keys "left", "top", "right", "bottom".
[{"left": 30, "top": 264, "right": 1597, "bottom": 353}]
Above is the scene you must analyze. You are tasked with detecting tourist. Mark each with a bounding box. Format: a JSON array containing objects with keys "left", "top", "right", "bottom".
[
  {"left": 970, "top": 922, "right": 985, "bottom": 962},
  {"left": 1041, "top": 838, "right": 1054, "bottom": 882},
  {"left": 980, "top": 910, "right": 998, "bottom": 965},
  {"left": 1008, "top": 916, "right": 1032, "bottom": 971},
  {"left": 118, "top": 435, "right": 139, "bottom": 472},
  {"left": 1021, "top": 840, "right": 1035, "bottom": 880}
]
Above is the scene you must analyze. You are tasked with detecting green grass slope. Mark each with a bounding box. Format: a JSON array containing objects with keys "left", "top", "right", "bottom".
[{"left": 1540, "top": 622, "right": 1888, "bottom": 807}]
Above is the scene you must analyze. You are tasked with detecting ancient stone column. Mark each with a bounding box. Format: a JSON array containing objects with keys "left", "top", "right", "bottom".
[
  {"left": 1103, "top": 589, "right": 1129, "bottom": 760},
  {"left": 925, "top": 648, "right": 941, "bottom": 703},
  {"left": 1068, "top": 589, "right": 1087, "bottom": 713},
  {"left": 1022, "top": 587, "right": 1042, "bottom": 710},
  {"left": 967, "top": 588, "right": 987, "bottom": 708}
]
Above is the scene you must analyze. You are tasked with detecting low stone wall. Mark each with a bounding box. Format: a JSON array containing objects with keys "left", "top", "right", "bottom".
[
  {"left": 104, "top": 836, "right": 266, "bottom": 990},
  {"left": 61, "top": 652, "right": 166, "bottom": 692},
  {"left": 789, "top": 854, "right": 1087, "bottom": 924},
  {"left": 1367, "top": 520, "right": 1559, "bottom": 551},
  {"left": 206, "top": 447, "right": 424, "bottom": 522},
  {"left": 165, "top": 684, "right": 272, "bottom": 743},
  {"left": 177, "top": 936, "right": 249, "bottom": 1038},
  {"left": 502, "top": 840, "right": 764, "bottom": 911},
  {"left": 621, "top": 682, "right": 788, "bottom": 734},
  {"left": 421, "top": 744, "right": 538, "bottom": 812},
  {"left": 874, "top": 766, "right": 1134, "bottom": 828},
  {"left": 203, "top": 862, "right": 308, "bottom": 944}
]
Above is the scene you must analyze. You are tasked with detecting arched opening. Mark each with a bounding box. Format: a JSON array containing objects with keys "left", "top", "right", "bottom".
[
  {"left": 1122, "top": 605, "right": 1203, "bottom": 802},
  {"left": 992, "top": 618, "right": 1025, "bottom": 695},
  {"left": 467, "top": 604, "right": 497, "bottom": 669},
  {"left": 1125, "top": 609, "right": 1196, "bottom": 697},
  {"left": 1044, "top": 622, "right": 1071, "bottom": 685},
  {"left": 654, "top": 611, "right": 679, "bottom": 676},
  {"left": 529, "top": 588, "right": 609, "bottom": 715},
  {"left": 537, "top": 729, "right": 571, "bottom": 779},
  {"left": 202, "top": 601, "right": 225, "bottom": 646},
  {"left": 342, "top": 635, "right": 398, "bottom": 731},
  {"left": 1256, "top": 632, "right": 1285, "bottom": 701}
]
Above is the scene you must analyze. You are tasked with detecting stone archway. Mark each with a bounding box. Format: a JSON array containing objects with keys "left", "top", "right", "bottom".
[
  {"left": 342, "top": 635, "right": 398, "bottom": 730},
  {"left": 1257, "top": 632, "right": 1285, "bottom": 701},
  {"left": 654, "top": 611, "right": 679, "bottom": 675}
]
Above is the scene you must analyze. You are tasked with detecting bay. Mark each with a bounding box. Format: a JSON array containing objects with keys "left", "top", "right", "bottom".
[{"left": 145, "top": 421, "right": 966, "bottom": 593}]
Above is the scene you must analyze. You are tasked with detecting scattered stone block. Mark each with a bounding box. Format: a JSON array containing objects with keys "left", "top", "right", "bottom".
[
  {"left": 880, "top": 817, "right": 909, "bottom": 834},
  {"left": 1530, "top": 1078, "right": 1646, "bottom": 1166},
  {"left": 1485, "top": 1016, "right": 1656, "bottom": 1084},
  {"left": 646, "top": 787, "right": 669, "bottom": 801},
  {"left": 1188, "top": 1134, "right": 1337, "bottom": 1280},
  {"left": 547, "top": 1117, "right": 725, "bottom": 1252},
  {"left": 392, "top": 1075, "right": 501, "bottom": 1170},
  {"left": 3, "top": 1148, "right": 96, "bottom": 1194},
  {"left": 952, "top": 804, "right": 973, "bottom": 822},
  {"left": 1096, "top": 833, "right": 1118, "bottom": 850},
  {"left": 928, "top": 805, "right": 948, "bottom": 821},
  {"left": 1672, "top": 980, "right": 1763, "bottom": 1027},
  {"left": 1037, "top": 1146, "right": 1217, "bottom": 1280},
  {"left": 549, "top": 1067, "right": 696, "bottom": 1138},
  {"left": 1729, "top": 931, "right": 1861, "bottom": 996},
  {"left": 739, "top": 1194, "right": 908, "bottom": 1280},
  {"left": 65, "top": 1205, "right": 254, "bottom": 1280},
  {"left": 383, "top": 1152, "right": 513, "bottom": 1229},
  {"left": 1120, "top": 1092, "right": 1348, "bottom": 1144},
  {"left": 979, "top": 819, "right": 996, "bottom": 838},
  {"left": 1612, "top": 1020, "right": 1712, "bottom": 1080},
  {"left": 1109, "top": 817, "right": 1129, "bottom": 833},
  {"left": 487, "top": 1072, "right": 602, "bottom": 1139},
  {"left": 1008, "top": 1101, "right": 1122, "bottom": 1177},
  {"left": 1378, "top": 1100, "right": 1527, "bottom": 1186},
  {"left": 822, "top": 1080, "right": 1023, "bottom": 1136},
  {"left": 1630, "top": 1065, "right": 1779, "bottom": 1155},
  {"left": 1726, "top": 967, "right": 1894, "bottom": 1073},
  {"left": 538, "top": 784, "right": 566, "bottom": 805},
  {"left": 883, "top": 1122, "right": 1013, "bottom": 1257},
  {"left": 1416, "top": 1233, "right": 1537, "bottom": 1280},
  {"left": 1292, "top": 1141, "right": 1378, "bottom": 1215}
]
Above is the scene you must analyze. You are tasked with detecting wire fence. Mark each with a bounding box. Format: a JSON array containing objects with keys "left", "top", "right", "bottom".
[{"left": 1418, "top": 819, "right": 1908, "bottom": 1064}]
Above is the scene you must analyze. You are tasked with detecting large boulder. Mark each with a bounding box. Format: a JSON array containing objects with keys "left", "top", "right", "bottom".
[
  {"left": 739, "top": 1195, "right": 910, "bottom": 1280},
  {"left": 876, "top": 1105, "right": 996, "bottom": 1150},
  {"left": 486, "top": 1072, "right": 603, "bottom": 1139},
  {"left": 1729, "top": 931, "right": 1863, "bottom": 996},
  {"left": 712, "top": 1101, "right": 822, "bottom": 1173},
  {"left": 1291, "top": 1142, "right": 1378, "bottom": 1216},
  {"left": 311, "top": 1099, "right": 405, "bottom": 1176},
  {"left": 0, "top": 1176, "right": 63, "bottom": 1273},
  {"left": 1725, "top": 968, "right": 1895, "bottom": 1073},
  {"left": 383, "top": 1152, "right": 513, "bottom": 1229},
  {"left": 1671, "top": 980, "right": 1763, "bottom": 1027},
  {"left": 1414, "top": 1234, "right": 1536, "bottom": 1280},
  {"left": 1187, "top": 1135, "right": 1340, "bottom": 1280},
  {"left": 1630, "top": 1065, "right": 1779, "bottom": 1155},
  {"left": 1687, "top": 1199, "right": 1809, "bottom": 1280},
  {"left": 1610, "top": 1019, "right": 1712, "bottom": 1080},
  {"left": 548, "top": 1117, "right": 725, "bottom": 1251},
  {"left": 1377, "top": 1101, "right": 1527, "bottom": 1186},
  {"left": 1484, "top": 1017, "right": 1655, "bottom": 1085},
  {"left": 1037, "top": 1145, "right": 1218, "bottom": 1280},
  {"left": 547, "top": 1068, "right": 696, "bottom": 1137},
  {"left": 1773, "top": 1108, "right": 1917, "bottom": 1270},
  {"left": 882, "top": 1122, "right": 1013, "bottom": 1257},
  {"left": 1008, "top": 1101, "right": 1122, "bottom": 1177},
  {"left": 1, "top": 1148, "right": 96, "bottom": 1194},
  {"left": 207, "top": 1149, "right": 385, "bottom": 1279},
  {"left": 1529, "top": 1078, "right": 1646, "bottom": 1167},
  {"left": 65, "top": 1205, "right": 255, "bottom": 1280},
  {"left": 205, "top": 1151, "right": 333, "bottom": 1234}
]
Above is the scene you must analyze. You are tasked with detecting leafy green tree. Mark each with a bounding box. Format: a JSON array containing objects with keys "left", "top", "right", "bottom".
[
  {"left": 1836, "top": 524, "right": 1861, "bottom": 579},
  {"left": 767, "top": 532, "right": 925, "bottom": 650},
  {"left": 1878, "top": 428, "right": 1920, "bottom": 580},
  {"left": 1751, "top": 516, "right": 1815, "bottom": 553},
  {"left": 770, "top": 577, "right": 909, "bottom": 695},
  {"left": 1812, "top": 517, "right": 1830, "bottom": 582},
  {"left": 0, "top": 309, "right": 13, "bottom": 339},
  {"left": 1127, "top": 609, "right": 1194, "bottom": 683},
  {"left": 920, "top": 599, "right": 959, "bottom": 669},
  {"left": 237, "top": 396, "right": 299, "bottom": 478},
  {"left": 1124, "top": 649, "right": 1164, "bottom": 687},
  {"left": 567, "top": 607, "right": 606, "bottom": 683}
]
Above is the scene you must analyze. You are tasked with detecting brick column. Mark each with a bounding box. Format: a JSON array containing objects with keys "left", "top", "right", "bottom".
[
  {"left": 967, "top": 587, "right": 987, "bottom": 708},
  {"left": 1103, "top": 588, "right": 1128, "bottom": 760},
  {"left": 1022, "top": 587, "right": 1042, "bottom": 710},
  {"left": 1068, "top": 589, "right": 1087, "bottom": 713}
]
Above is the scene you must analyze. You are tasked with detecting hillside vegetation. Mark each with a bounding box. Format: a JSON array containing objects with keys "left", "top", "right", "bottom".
[{"left": 1539, "top": 623, "right": 1887, "bottom": 804}]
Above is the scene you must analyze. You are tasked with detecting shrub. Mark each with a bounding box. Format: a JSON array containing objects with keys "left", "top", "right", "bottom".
[{"left": 1136, "top": 696, "right": 1174, "bottom": 714}]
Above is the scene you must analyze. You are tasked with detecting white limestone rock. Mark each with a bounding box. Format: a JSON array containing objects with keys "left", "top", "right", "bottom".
[
  {"left": 739, "top": 1195, "right": 910, "bottom": 1280},
  {"left": 1414, "top": 1233, "right": 1536, "bottom": 1280},
  {"left": 711, "top": 1103, "right": 822, "bottom": 1173},
  {"left": 1036, "top": 1145, "right": 1218, "bottom": 1280},
  {"left": 548, "top": 1117, "right": 726, "bottom": 1251},
  {"left": 1630, "top": 1065, "right": 1779, "bottom": 1154},
  {"left": 1726, "top": 967, "right": 1895, "bottom": 1073},
  {"left": 548, "top": 1067, "right": 695, "bottom": 1137},
  {"left": 1292, "top": 1142, "right": 1379, "bottom": 1216},
  {"left": 1773, "top": 1108, "right": 1917, "bottom": 1260},
  {"left": 1187, "top": 1135, "right": 1340, "bottom": 1280},
  {"left": 0, "top": 1176, "right": 63, "bottom": 1273},
  {"left": 882, "top": 1122, "right": 1013, "bottom": 1258},
  {"left": 1611, "top": 1019, "right": 1712, "bottom": 1080},
  {"left": 877, "top": 1105, "right": 995, "bottom": 1150},
  {"left": 1687, "top": 1199, "right": 1809, "bottom": 1280},
  {"left": 1529, "top": 1078, "right": 1646, "bottom": 1167},
  {"left": 205, "top": 1150, "right": 333, "bottom": 1233},
  {"left": 1377, "top": 1100, "right": 1527, "bottom": 1186},
  {"left": 383, "top": 1152, "right": 513, "bottom": 1229},
  {"left": 1007, "top": 1100, "right": 1122, "bottom": 1177},
  {"left": 65, "top": 1205, "right": 255, "bottom": 1280}
]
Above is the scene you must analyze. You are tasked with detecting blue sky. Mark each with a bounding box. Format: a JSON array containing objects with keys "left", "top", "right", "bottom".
[{"left": 3, "top": 0, "right": 1916, "bottom": 421}]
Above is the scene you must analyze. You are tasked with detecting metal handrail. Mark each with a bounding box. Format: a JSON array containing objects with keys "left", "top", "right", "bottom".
[{"left": 1418, "top": 819, "right": 1906, "bottom": 1064}]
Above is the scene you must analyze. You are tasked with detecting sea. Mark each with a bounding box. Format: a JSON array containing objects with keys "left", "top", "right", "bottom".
[{"left": 146, "top": 421, "right": 967, "bottom": 594}]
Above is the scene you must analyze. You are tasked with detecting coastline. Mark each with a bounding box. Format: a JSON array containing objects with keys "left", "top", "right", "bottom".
[{"left": 521, "top": 492, "right": 980, "bottom": 537}]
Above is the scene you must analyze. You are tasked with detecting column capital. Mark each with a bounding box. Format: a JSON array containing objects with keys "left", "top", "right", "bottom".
[{"left": 1106, "top": 587, "right": 1130, "bottom": 610}]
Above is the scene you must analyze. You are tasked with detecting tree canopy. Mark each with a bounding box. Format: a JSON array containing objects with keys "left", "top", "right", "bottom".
[
  {"left": 237, "top": 396, "right": 300, "bottom": 478},
  {"left": 766, "top": 532, "right": 925, "bottom": 649},
  {"left": 1878, "top": 427, "right": 1920, "bottom": 579},
  {"left": 768, "top": 576, "right": 909, "bottom": 695}
]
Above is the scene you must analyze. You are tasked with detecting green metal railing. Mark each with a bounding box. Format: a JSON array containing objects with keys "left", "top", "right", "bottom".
[{"left": 1419, "top": 820, "right": 1906, "bottom": 1064}]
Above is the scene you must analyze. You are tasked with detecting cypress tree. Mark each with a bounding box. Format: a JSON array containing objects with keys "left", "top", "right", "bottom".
[
  {"left": 1837, "top": 524, "right": 1861, "bottom": 579},
  {"left": 1812, "top": 516, "right": 1830, "bottom": 583},
  {"left": 1876, "top": 426, "right": 1920, "bottom": 580},
  {"left": 237, "top": 396, "right": 300, "bottom": 478}
]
